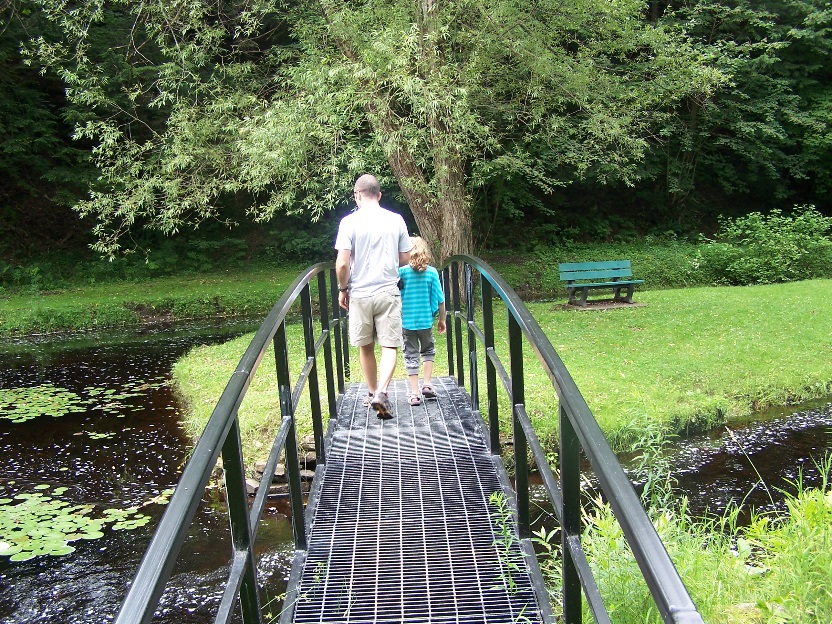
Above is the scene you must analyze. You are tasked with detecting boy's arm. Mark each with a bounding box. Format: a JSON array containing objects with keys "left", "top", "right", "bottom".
[{"left": 436, "top": 302, "right": 446, "bottom": 334}]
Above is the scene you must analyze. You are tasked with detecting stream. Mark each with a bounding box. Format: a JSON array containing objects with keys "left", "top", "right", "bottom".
[
  {"left": 0, "top": 321, "right": 293, "bottom": 624},
  {"left": 1, "top": 322, "right": 830, "bottom": 623}
]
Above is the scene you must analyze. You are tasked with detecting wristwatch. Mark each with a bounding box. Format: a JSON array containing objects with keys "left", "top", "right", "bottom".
[{"left": 338, "top": 286, "right": 348, "bottom": 292}]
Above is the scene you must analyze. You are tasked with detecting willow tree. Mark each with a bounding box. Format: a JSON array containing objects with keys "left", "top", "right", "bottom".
[{"left": 31, "top": 0, "right": 722, "bottom": 258}]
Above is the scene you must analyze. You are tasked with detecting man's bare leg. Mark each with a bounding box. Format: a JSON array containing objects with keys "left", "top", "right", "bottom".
[
  {"left": 377, "top": 346, "right": 398, "bottom": 394},
  {"left": 358, "top": 343, "right": 378, "bottom": 395}
]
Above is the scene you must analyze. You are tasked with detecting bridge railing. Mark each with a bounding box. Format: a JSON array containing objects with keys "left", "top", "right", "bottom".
[
  {"left": 114, "top": 263, "right": 348, "bottom": 624},
  {"left": 442, "top": 255, "right": 704, "bottom": 624}
]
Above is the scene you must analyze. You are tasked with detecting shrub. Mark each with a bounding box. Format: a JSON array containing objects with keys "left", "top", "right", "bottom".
[{"left": 694, "top": 206, "right": 832, "bottom": 285}]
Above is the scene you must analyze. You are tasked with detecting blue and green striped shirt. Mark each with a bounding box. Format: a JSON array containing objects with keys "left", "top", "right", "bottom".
[{"left": 398, "top": 265, "right": 445, "bottom": 331}]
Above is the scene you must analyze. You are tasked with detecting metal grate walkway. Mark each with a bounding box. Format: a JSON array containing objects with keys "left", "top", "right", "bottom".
[{"left": 291, "top": 377, "right": 544, "bottom": 623}]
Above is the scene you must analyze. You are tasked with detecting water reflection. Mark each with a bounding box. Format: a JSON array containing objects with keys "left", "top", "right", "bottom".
[
  {"left": 529, "top": 400, "right": 832, "bottom": 529},
  {"left": 0, "top": 319, "right": 293, "bottom": 623},
  {"left": 665, "top": 401, "right": 832, "bottom": 521}
]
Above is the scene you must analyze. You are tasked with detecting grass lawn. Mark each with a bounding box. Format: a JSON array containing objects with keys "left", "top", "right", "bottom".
[
  {"left": 172, "top": 278, "right": 832, "bottom": 463},
  {"left": 171, "top": 277, "right": 832, "bottom": 623},
  {"left": 0, "top": 265, "right": 305, "bottom": 336},
  {"left": 524, "top": 279, "right": 832, "bottom": 450}
]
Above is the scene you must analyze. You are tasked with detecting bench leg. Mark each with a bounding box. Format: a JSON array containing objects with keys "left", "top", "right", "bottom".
[
  {"left": 624, "top": 284, "right": 634, "bottom": 304},
  {"left": 567, "top": 287, "right": 577, "bottom": 305},
  {"left": 579, "top": 287, "right": 589, "bottom": 307},
  {"left": 613, "top": 285, "right": 622, "bottom": 301}
]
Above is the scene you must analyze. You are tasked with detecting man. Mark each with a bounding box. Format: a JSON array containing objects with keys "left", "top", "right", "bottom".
[{"left": 335, "top": 174, "right": 412, "bottom": 418}]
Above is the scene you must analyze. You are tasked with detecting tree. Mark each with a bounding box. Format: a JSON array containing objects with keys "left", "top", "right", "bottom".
[
  {"left": 635, "top": 0, "right": 832, "bottom": 227},
  {"left": 0, "top": 2, "right": 94, "bottom": 259},
  {"left": 32, "top": 0, "right": 721, "bottom": 258}
]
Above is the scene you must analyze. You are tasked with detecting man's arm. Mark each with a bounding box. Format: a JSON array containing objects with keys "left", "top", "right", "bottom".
[
  {"left": 399, "top": 250, "right": 411, "bottom": 267},
  {"left": 335, "top": 248, "right": 351, "bottom": 310}
]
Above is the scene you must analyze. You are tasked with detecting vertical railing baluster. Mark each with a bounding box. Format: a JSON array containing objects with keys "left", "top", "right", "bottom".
[
  {"left": 465, "top": 263, "right": 478, "bottom": 410},
  {"left": 452, "top": 261, "right": 465, "bottom": 387},
  {"left": 560, "top": 403, "right": 582, "bottom": 623},
  {"left": 318, "top": 272, "right": 336, "bottom": 464},
  {"left": 221, "top": 417, "right": 262, "bottom": 623},
  {"left": 301, "top": 284, "right": 324, "bottom": 466},
  {"left": 481, "top": 279, "right": 500, "bottom": 455},
  {"left": 274, "top": 322, "right": 307, "bottom": 551},
  {"left": 508, "top": 313, "right": 529, "bottom": 538},
  {"left": 329, "top": 269, "right": 346, "bottom": 394},
  {"left": 442, "top": 267, "right": 454, "bottom": 378}
]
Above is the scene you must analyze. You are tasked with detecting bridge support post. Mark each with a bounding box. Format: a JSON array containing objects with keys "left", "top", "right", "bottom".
[
  {"left": 301, "top": 283, "right": 325, "bottom": 465},
  {"left": 560, "top": 404, "right": 582, "bottom": 623},
  {"left": 329, "top": 269, "right": 350, "bottom": 385},
  {"left": 508, "top": 314, "right": 529, "bottom": 538},
  {"left": 481, "top": 279, "right": 500, "bottom": 455},
  {"left": 442, "top": 266, "right": 454, "bottom": 379},
  {"left": 465, "top": 263, "right": 479, "bottom": 411},
  {"left": 274, "top": 323, "right": 307, "bottom": 551},
  {"left": 221, "top": 417, "right": 263, "bottom": 622},
  {"left": 319, "top": 272, "right": 339, "bottom": 425},
  {"left": 451, "top": 261, "right": 465, "bottom": 387}
]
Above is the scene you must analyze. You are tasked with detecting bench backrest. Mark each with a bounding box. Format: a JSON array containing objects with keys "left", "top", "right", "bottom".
[{"left": 559, "top": 260, "right": 634, "bottom": 282}]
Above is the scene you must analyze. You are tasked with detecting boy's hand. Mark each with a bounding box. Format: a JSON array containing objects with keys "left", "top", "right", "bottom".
[{"left": 437, "top": 319, "right": 446, "bottom": 334}]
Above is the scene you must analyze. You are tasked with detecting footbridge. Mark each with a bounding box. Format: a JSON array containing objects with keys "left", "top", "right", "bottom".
[{"left": 115, "top": 257, "right": 705, "bottom": 624}]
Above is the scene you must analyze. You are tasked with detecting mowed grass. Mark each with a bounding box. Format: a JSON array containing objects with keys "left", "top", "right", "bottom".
[
  {"left": 523, "top": 279, "right": 832, "bottom": 450},
  {"left": 0, "top": 265, "right": 305, "bottom": 336},
  {"left": 172, "top": 279, "right": 832, "bottom": 463}
]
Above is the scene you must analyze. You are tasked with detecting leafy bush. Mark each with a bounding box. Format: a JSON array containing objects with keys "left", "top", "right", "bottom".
[
  {"left": 265, "top": 225, "right": 336, "bottom": 262},
  {"left": 694, "top": 206, "right": 832, "bottom": 285}
]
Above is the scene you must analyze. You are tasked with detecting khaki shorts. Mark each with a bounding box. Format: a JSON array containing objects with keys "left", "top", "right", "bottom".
[{"left": 349, "top": 290, "right": 403, "bottom": 348}]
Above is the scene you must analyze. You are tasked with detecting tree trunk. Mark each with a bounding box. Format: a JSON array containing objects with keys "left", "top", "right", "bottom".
[{"left": 320, "top": 0, "right": 474, "bottom": 261}]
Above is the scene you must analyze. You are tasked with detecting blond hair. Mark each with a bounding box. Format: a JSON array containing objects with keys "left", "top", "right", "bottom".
[{"left": 408, "top": 236, "right": 432, "bottom": 272}]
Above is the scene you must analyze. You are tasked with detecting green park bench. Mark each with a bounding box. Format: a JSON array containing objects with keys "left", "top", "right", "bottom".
[{"left": 559, "top": 260, "right": 644, "bottom": 307}]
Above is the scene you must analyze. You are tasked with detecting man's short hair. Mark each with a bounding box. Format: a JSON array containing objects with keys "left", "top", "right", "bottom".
[{"left": 355, "top": 174, "right": 381, "bottom": 198}]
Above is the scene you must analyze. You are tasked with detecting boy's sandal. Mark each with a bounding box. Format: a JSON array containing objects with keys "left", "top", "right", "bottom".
[
  {"left": 421, "top": 385, "right": 436, "bottom": 398},
  {"left": 407, "top": 392, "right": 422, "bottom": 406}
]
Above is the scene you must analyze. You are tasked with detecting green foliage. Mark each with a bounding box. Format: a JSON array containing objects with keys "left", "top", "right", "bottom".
[
  {"left": 695, "top": 206, "right": 832, "bottom": 285},
  {"left": 0, "top": 4, "right": 96, "bottom": 260},
  {"left": 24, "top": 0, "right": 721, "bottom": 257},
  {"left": 570, "top": 458, "right": 832, "bottom": 623},
  {"left": 487, "top": 491, "right": 533, "bottom": 602},
  {"left": 746, "top": 455, "right": 832, "bottom": 622},
  {"left": 0, "top": 484, "right": 152, "bottom": 562}
]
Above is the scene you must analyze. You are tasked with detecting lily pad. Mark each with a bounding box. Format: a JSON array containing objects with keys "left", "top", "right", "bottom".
[
  {"left": 0, "top": 484, "right": 152, "bottom": 563},
  {"left": 1, "top": 376, "right": 168, "bottom": 424},
  {"left": 0, "top": 385, "right": 87, "bottom": 424}
]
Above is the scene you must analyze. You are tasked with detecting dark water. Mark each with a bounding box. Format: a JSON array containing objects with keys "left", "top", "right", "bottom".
[
  {"left": 0, "top": 320, "right": 295, "bottom": 624},
  {"left": 663, "top": 400, "right": 832, "bottom": 522},
  {"left": 530, "top": 401, "right": 832, "bottom": 528}
]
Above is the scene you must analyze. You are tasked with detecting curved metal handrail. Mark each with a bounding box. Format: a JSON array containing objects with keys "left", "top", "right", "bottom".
[
  {"left": 441, "top": 255, "right": 704, "bottom": 624},
  {"left": 115, "top": 262, "right": 348, "bottom": 624},
  {"left": 116, "top": 255, "right": 703, "bottom": 624}
]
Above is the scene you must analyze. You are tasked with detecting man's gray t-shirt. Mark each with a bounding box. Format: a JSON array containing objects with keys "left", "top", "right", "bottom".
[{"left": 334, "top": 205, "right": 412, "bottom": 299}]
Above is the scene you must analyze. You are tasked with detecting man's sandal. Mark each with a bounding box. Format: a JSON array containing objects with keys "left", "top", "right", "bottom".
[
  {"left": 362, "top": 392, "right": 373, "bottom": 407},
  {"left": 421, "top": 384, "right": 436, "bottom": 398},
  {"left": 407, "top": 392, "right": 422, "bottom": 406}
]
